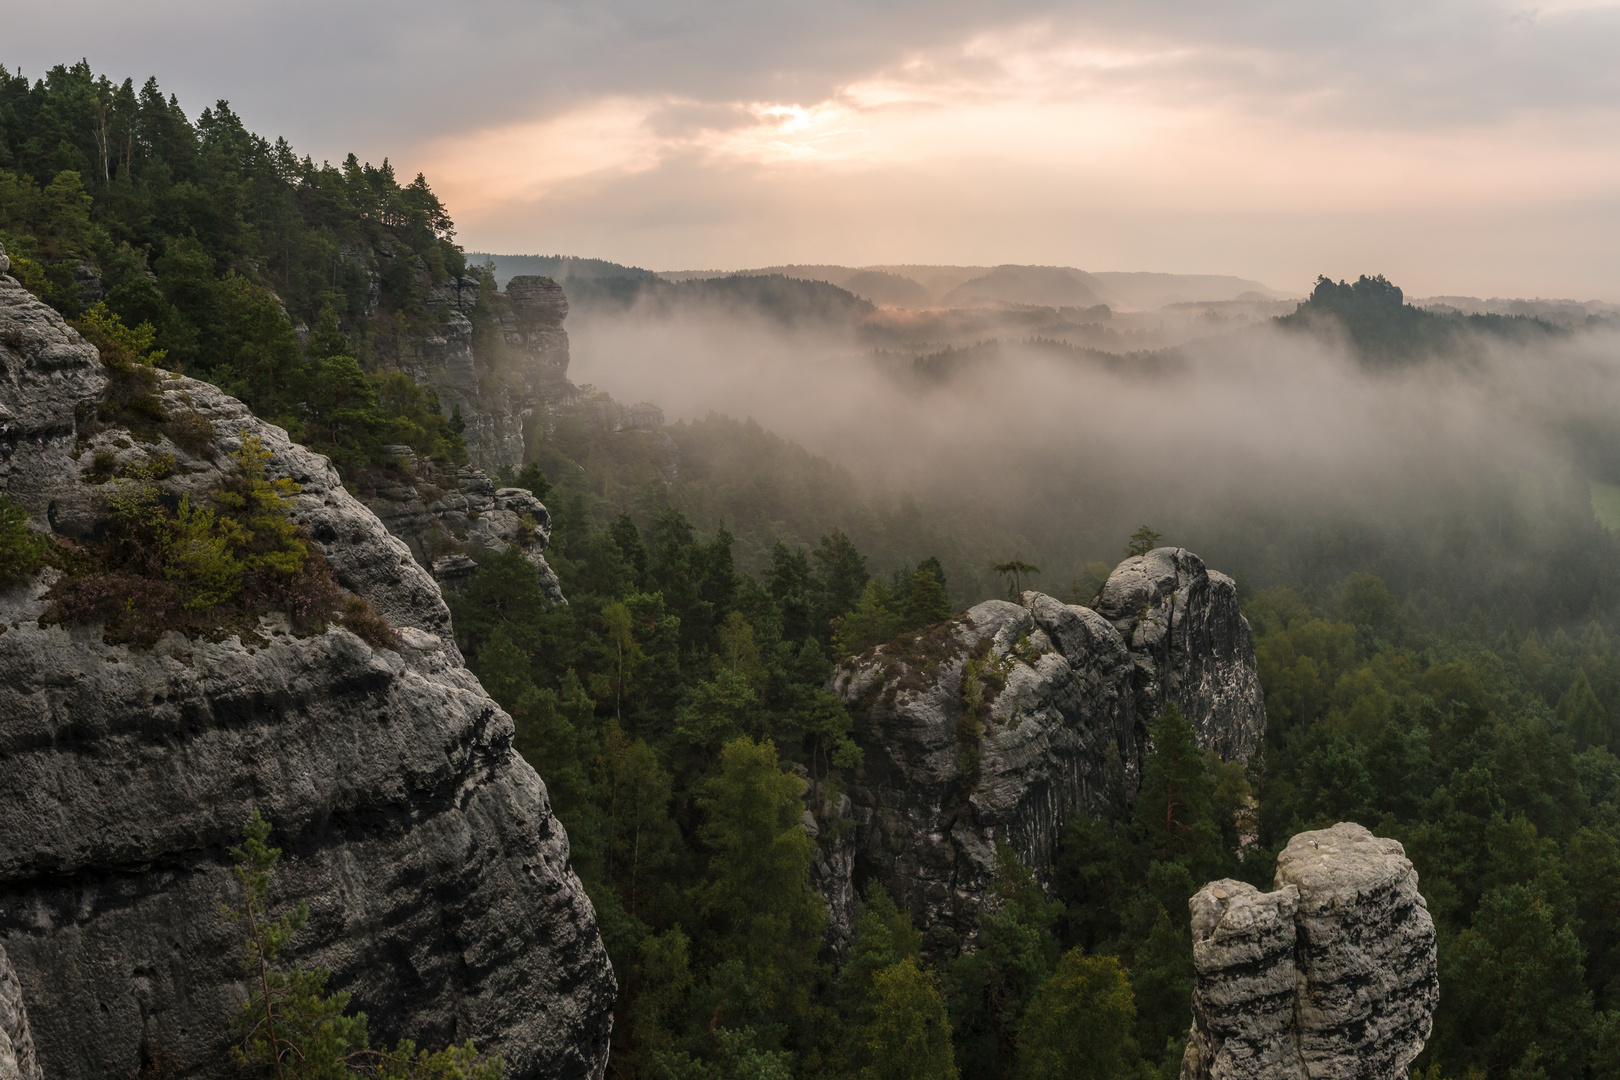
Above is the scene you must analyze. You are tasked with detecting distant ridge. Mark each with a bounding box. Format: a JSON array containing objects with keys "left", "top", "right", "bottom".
[
  {"left": 654, "top": 262, "right": 1285, "bottom": 309},
  {"left": 468, "top": 254, "right": 1288, "bottom": 310},
  {"left": 464, "top": 252, "right": 660, "bottom": 289}
]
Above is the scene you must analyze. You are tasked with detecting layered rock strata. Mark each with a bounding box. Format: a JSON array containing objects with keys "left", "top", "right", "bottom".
[
  {"left": 1182, "top": 823, "right": 1439, "bottom": 1080},
  {"left": 0, "top": 266, "right": 614, "bottom": 1078},
  {"left": 335, "top": 232, "right": 576, "bottom": 473},
  {"left": 830, "top": 551, "right": 1263, "bottom": 952},
  {"left": 357, "top": 448, "right": 564, "bottom": 602}
]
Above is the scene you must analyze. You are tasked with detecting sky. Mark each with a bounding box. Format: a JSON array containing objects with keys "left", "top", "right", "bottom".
[{"left": 10, "top": 0, "right": 1620, "bottom": 298}]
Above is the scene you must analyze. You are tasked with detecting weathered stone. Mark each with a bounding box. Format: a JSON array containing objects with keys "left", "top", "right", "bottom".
[
  {"left": 506, "top": 275, "right": 570, "bottom": 330},
  {"left": 1182, "top": 823, "right": 1438, "bottom": 1080},
  {"left": 0, "top": 271, "right": 614, "bottom": 1080},
  {"left": 831, "top": 558, "right": 1259, "bottom": 955},
  {"left": 1095, "top": 547, "right": 1265, "bottom": 761},
  {"left": 356, "top": 457, "right": 564, "bottom": 603},
  {"left": 404, "top": 272, "right": 572, "bottom": 472},
  {"left": 0, "top": 944, "right": 41, "bottom": 1080},
  {"left": 1182, "top": 881, "right": 1305, "bottom": 1080}
]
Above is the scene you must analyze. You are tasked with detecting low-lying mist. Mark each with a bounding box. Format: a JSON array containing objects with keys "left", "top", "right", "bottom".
[{"left": 566, "top": 296, "right": 1620, "bottom": 628}]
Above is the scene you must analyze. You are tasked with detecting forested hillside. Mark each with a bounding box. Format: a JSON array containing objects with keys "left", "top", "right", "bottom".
[
  {"left": 7, "top": 58, "right": 1620, "bottom": 1080},
  {"left": 0, "top": 60, "right": 468, "bottom": 472}
]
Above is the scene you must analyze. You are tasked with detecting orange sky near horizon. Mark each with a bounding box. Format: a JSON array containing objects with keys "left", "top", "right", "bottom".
[
  {"left": 417, "top": 21, "right": 1620, "bottom": 297},
  {"left": 11, "top": 1, "right": 1620, "bottom": 298}
]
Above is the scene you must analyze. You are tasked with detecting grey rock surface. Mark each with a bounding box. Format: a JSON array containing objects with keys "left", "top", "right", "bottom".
[
  {"left": 403, "top": 271, "right": 572, "bottom": 472},
  {"left": 831, "top": 558, "right": 1260, "bottom": 954},
  {"left": 803, "top": 793, "right": 858, "bottom": 951},
  {"left": 0, "top": 944, "right": 42, "bottom": 1080},
  {"left": 1182, "top": 823, "right": 1438, "bottom": 1080},
  {"left": 1095, "top": 547, "right": 1266, "bottom": 762},
  {"left": 356, "top": 449, "right": 564, "bottom": 602},
  {"left": 0, "top": 272, "right": 614, "bottom": 1079},
  {"left": 330, "top": 239, "right": 573, "bottom": 472}
]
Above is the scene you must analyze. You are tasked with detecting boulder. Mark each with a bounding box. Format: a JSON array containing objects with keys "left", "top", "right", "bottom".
[
  {"left": 1182, "top": 823, "right": 1438, "bottom": 1080},
  {"left": 0, "top": 272, "right": 614, "bottom": 1079}
]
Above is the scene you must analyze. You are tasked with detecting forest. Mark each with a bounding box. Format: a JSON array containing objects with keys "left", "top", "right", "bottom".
[{"left": 6, "top": 59, "right": 1620, "bottom": 1080}]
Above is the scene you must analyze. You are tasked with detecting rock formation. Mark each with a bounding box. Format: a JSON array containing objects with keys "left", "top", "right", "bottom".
[
  {"left": 1094, "top": 546, "right": 1266, "bottom": 761},
  {"left": 331, "top": 232, "right": 575, "bottom": 472},
  {"left": 829, "top": 550, "right": 1264, "bottom": 953},
  {"left": 0, "top": 263, "right": 614, "bottom": 1078},
  {"left": 356, "top": 447, "right": 564, "bottom": 602},
  {"left": 406, "top": 270, "right": 572, "bottom": 472},
  {"left": 1182, "top": 823, "right": 1439, "bottom": 1080},
  {"left": 0, "top": 945, "right": 41, "bottom": 1080}
]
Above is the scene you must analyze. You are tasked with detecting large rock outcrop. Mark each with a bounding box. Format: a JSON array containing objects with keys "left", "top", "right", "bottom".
[
  {"left": 398, "top": 271, "right": 572, "bottom": 472},
  {"left": 0, "top": 267, "right": 614, "bottom": 1078},
  {"left": 1095, "top": 546, "right": 1266, "bottom": 761},
  {"left": 356, "top": 448, "right": 564, "bottom": 602},
  {"left": 1182, "top": 823, "right": 1439, "bottom": 1080},
  {"left": 332, "top": 232, "right": 575, "bottom": 473},
  {"left": 829, "top": 551, "right": 1263, "bottom": 953}
]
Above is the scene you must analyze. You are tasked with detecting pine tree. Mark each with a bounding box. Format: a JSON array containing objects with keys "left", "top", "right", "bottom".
[
  {"left": 693, "top": 737, "right": 826, "bottom": 1030},
  {"left": 859, "top": 958, "right": 959, "bottom": 1080},
  {"left": 1557, "top": 669, "right": 1611, "bottom": 751}
]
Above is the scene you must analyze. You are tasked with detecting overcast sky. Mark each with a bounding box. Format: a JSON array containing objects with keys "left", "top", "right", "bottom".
[{"left": 11, "top": 1, "right": 1620, "bottom": 297}]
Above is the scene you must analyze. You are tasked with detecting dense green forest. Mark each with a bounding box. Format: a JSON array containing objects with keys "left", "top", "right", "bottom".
[
  {"left": 10, "top": 59, "right": 1620, "bottom": 1079},
  {"left": 440, "top": 489, "right": 1620, "bottom": 1078},
  {"left": 0, "top": 60, "right": 469, "bottom": 473}
]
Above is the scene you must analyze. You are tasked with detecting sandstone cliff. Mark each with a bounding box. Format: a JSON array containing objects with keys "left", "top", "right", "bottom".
[
  {"left": 1182, "top": 823, "right": 1438, "bottom": 1080},
  {"left": 829, "top": 550, "right": 1264, "bottom": 953},
  {"left": 0, "top": 264, "right": 614, "bottom": 1077},
  {"left": 394, "top": 268, "right": 570, "bottom": 473},
  {"left": 330, "top": 230, "right": 574, "bottom": 473},
  {"left": 356, "top": 447, "right": 564, "bottom": 603},
  {"left": 0, "top": 945, "right": 40, "bottom": 1080}
]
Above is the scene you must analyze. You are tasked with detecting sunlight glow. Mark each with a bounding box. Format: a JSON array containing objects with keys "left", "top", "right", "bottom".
[{"left": 416, "top": 17, "right": 1620, "bottom": 292}]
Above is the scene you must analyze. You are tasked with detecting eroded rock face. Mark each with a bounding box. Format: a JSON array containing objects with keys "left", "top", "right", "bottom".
[
  {"left": 356, "top": 449, "right": 564, "bottom": 602},
  {"left": 831, "top": 560, "right": 1261, "bottom": 954},
  {"left": 1095, "top": 547, "right": 1265, "bottom": 761},
  {"left": 0, "top": 270, "right": 614, "bottom": 1079},
  {"left": 398, "top": 273, "right": 572, "bottom": 472},
  {"left": 1182, "top": 823, "right": 1438, "bottom": 1080},
  {"left": 0, "top": 944, "right": 42, "bottom": 1080}
]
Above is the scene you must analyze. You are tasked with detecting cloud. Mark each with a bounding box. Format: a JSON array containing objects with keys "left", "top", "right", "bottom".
[{"left": 11, "top": 1, "right": 1620, "bottom": 292}]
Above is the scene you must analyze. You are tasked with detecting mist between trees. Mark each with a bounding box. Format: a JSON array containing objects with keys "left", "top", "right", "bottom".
[{"left": 566, "top": 287, "right": 1620, "bottom": 631}]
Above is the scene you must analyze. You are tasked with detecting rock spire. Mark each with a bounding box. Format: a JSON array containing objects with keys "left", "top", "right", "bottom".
[{"left": 1181, "top": 822, "right": 1439, "bottom": 1080}]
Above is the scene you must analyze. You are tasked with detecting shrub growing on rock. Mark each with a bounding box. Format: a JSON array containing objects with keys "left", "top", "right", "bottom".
[
  {"left": 0, "top": 492, "right": 49, "bottom": 585},
  {"left": 44, "top": 435, "right": 368, "bottom": 645},
  {"left": 225, "top": 812, "right": 502, "bottom": 1079}
]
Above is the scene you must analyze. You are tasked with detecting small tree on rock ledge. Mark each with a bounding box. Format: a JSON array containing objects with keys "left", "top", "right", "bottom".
[
  {"left": 222, "top": 811, "right": 502, "bottom": 1080},
  {"left": 1124, "top": 527, "right": 1162, "bottom": 558}
]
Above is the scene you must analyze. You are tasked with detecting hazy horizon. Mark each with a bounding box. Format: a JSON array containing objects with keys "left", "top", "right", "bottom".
[{"left": 12, "top": 2, "right": 1620, "bottom": 299}]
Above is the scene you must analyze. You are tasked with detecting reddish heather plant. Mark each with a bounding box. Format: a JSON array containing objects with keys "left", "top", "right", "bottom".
[{"left": 338, "top": 596, "right": 402, "bottom": 650}]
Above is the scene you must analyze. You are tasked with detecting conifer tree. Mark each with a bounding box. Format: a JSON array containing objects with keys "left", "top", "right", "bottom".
[{"left": 693, "top": 737, "right": 826, "bottom": 1031}]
